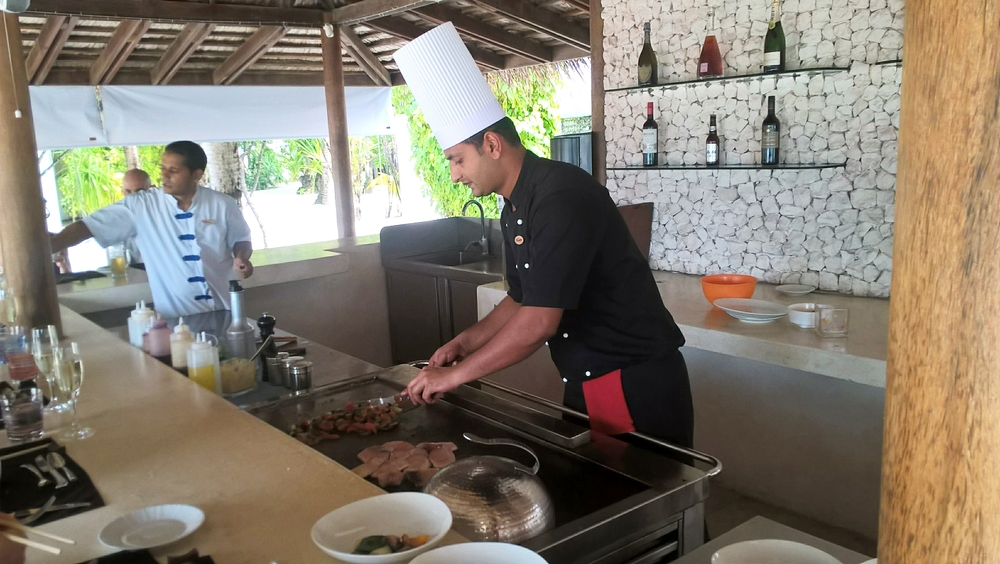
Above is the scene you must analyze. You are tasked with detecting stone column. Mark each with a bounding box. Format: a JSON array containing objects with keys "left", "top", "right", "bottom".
[
  {"left": 0, "top": 13, "right": 61, "bottom": 333},
  {"left": 879, "top": 0, "right": 1000, "bottom": 558},
  {"left": 321, "top": 19, "right": 356, "bottom": 239}
]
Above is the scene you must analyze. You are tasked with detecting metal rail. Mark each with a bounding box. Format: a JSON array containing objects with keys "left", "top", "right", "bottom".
[{"left": 478, "top": 378, "right": 723, "bottom": 477}]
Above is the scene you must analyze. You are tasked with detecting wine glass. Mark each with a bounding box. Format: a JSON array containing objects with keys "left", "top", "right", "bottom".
[
  {"left": 32, "top": 326, "right": 68, "bottom": 411},
  {"left": 57, "top": 343, "right": 94, "bottom": 440}
]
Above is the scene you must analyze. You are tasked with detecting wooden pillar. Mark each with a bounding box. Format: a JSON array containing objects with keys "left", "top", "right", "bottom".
[
  {"left": 879, "top": 0, "right": 1000, "bottom": 559},
  {"left": 589, "top": 0, "right": 606, "bottom": 185},
  {"left": 321, "top": 19, "right": 356, "bottom": 239},
  {"left": 0, "top": 13, "right": 61, "bottom": 334}
]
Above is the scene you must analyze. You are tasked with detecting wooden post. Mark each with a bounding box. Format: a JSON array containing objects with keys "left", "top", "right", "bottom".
[
  {"left": 321, "top": 19, "right": 356, "bottom": 239},
  {"left": 0, "top": 13, "right": 62, "bottom": 333},
  {"left": 879, "top": 0, "right": 1000, "bottom": 558},
  {"left": 589, "top": 0, "right": 606, "bottom": 185}
]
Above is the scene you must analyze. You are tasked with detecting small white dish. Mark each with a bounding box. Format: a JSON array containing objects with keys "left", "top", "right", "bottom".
[
  {"left": 411, "top": 543, "right": 548, "bottom": 564},
  {"left": 788, "top": 303, "right": 818, "bottom": 328},
  {"left": 312, "top": 492, "right": 451, "bottom": 563},
  {"left": 98, "top": 504, "right": 204, "bottom": 550},
  {"left": 714, "top": 298, "right": 788, "bottom": 323},
  {"left": 712, "top": 539, "right": 842, "bottom": 564},
  {"left": 776, "top": 284, "right": 818, "bottom": 296}
]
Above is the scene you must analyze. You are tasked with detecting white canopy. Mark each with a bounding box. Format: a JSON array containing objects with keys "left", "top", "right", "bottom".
[{"left": 28, "top": 85, "right": 393, "bottom": 150}]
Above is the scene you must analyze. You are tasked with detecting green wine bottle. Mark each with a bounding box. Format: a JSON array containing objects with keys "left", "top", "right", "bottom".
[
  {"left": 638, "top": 22, "right": 657, "bottom": 86},
  {"left": 763, "top": 0, "right": 785, "bottom": 73}
]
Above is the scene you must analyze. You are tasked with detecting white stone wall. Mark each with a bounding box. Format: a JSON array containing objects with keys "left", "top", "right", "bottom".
[{"left": 601, "top": 0, "right": 904, "bottom": 297}]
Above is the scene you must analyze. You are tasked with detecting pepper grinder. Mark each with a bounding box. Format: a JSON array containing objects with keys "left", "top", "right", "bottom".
[{"left": 256, "top": 312, "right": 279, "bottom": 382}]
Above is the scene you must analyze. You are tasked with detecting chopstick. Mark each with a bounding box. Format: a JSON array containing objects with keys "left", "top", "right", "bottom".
[
  {"left": 3, "top": 533, "right": 61, "bottom": 555},
  {"left": 3, "top": 520, "right": 75, "bottom": 545}
]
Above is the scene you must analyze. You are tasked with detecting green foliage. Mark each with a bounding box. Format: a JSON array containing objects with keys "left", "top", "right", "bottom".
[
  {"left": 54, "top": 145, "right": 165, "bottom": 219},
  {"left": 392, "top": 67, "right": 564, "bottom": 218},
  {"left": 238, "top": 141, "right": 284, "bottom": 190},
  {"left": 281, "top": 138, "right": 327, "bottom": 194}
]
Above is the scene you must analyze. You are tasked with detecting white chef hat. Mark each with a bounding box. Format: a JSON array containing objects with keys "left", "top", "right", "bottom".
[{"left": 393, "top": 22, "right": 506, "bottom": 150}]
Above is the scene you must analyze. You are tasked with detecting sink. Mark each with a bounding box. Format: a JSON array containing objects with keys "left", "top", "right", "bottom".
[{"left": 408, "top": 250, "right": 491, "bottom": 267}]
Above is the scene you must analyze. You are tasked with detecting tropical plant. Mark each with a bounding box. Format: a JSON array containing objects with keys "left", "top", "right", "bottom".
[
  {"left": 238, "top": 141, "right": 284, "bottom": 190},
  {"left": 282, "top": 138, "right": 327, "bottom": 194},
  {"left": 392, "top": 63, "right": 575, "bottom": 218},
  {"left": 53, "top": 144, "right": 165, "bottom": 219}
]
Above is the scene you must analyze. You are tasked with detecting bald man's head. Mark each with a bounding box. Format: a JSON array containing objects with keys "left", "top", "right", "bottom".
[{"left": 122, "top": 169, "right": 152, "bottom": 196}]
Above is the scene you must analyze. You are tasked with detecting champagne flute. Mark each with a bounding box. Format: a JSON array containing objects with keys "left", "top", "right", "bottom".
[
  {"left": 59, "top": 343, "right": 93, "bottom": 440},
  {"left": 31, "top": 327, "right": 66, "bottom": 411}
]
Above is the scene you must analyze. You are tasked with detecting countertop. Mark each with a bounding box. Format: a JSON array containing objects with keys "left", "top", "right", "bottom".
[
  {"left": 478, "top": 271, "right": 889, "bottom": 388},
  {"left": 10, "top": 306, "right": 464, "bottom": 563},
  {"left": 56, "top": 238, "right": 378, "bottom": 314}
]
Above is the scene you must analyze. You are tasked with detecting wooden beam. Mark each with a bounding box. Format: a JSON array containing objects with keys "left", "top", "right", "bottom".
[
  {"left": 413, "top": 5, "right": 553, "bottom": 63},
  {"left": 42, "top": 67, "right": 393, "bottom": 86},
  {"left": 150, "top": 22, "right": 215, "bottom": 85},
  {"left": 366, "top": 16, "right": 503, "bottom": 70},
  {"left": 321, "top": 23, "right": 356, "bottom": 238},
  {"left": 590, "top": 0, "right": 605, "bottom": 184},
  {"left": 90, "top": 19, "right": 151, "bottom": 85},
  {"left": 330, "top": 0, "right": 440, "bottom": 26},
  {"left": 471, "top": 0, "right": 589, "bottom": 51},
  {"left": 212, "top": 26, "right": 287, "bottom": 85},
  {"left": 339, "top": 25, "right": 391, "bottom": 87},
  {"left": 25, "top": 0, "right": 324, "bottom": 26},
  {"left": 24, "top": 15, "right": 77, "bottom": 85}
]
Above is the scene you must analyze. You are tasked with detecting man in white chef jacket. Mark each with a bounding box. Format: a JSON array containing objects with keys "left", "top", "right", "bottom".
[{"left": 51, "top": 141, "right": 254, "bottom": 318}]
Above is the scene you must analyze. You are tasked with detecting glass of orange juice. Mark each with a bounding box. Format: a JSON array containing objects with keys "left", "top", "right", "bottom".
[{"left": 106, "top": 243, "right": 129, "bottom": 279}]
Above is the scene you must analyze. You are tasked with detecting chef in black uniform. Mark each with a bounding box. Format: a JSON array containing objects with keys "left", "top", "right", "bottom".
[{"left": 394, "top": 23, "right": 693, "bottom": 446}]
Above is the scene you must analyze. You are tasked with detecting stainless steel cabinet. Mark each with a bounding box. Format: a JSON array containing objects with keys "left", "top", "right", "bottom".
[{"left": 386, "top": 269, "right": 443, "bottom": 364}]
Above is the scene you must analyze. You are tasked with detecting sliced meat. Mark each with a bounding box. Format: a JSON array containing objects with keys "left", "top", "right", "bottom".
[
  {"left": 379, "top": 458, "right": 410, "bottom": 474},
  {"left": 429, "top": 447, "right": 456, "bottom": 468},
  {"left": 352, "top": 459, "right": 382, "bottom": 479},
  {"left": 389, "top": 447, "right": 415, "bottom": 460},
  {"left": 382, "top": 441, "right": 414, "bottom": 452},
  {"left": 375, "top": 470, "right": 405, "bottom": 488},
  {"left": 422, "top": 441, "right": 457, "bottom": 452},
  {"left": 406, "top": 452, "right": 431, "bottom": 471},
  {"left": 357, "top": 446, "right": 391, "bottom": 464},
  {"left": 405, "top": 468, "right": 439, "bottom": 488}
]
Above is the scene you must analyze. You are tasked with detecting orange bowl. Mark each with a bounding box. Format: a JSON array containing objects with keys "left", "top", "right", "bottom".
[{"left": 700, "top": 274, "right": 757, "bottom": 305}]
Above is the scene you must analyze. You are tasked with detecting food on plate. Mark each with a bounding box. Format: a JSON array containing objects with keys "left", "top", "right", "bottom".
[
  {"left": 352, "top": 441, "right": 458, "bottom": 488},
  {"left": 353, "top": 534, "right": 430, "bottom": 555},
  {"left": 288, "top": 402, "right": 402, "bottom": 445}
]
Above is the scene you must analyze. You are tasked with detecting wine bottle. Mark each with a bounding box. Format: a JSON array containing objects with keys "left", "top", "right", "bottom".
[
  {"left": 706, "top": 115, "right": 720, "bottom": 166},
  {"left": 638, "top": 22, "right": 657, "bottom": 86},
  {"left": 642, "top": 102, "right": 658, "bottom": 167},
  {"left": 763, "top": 0, "right": 785, "bottom": 73},
  {"left": 698, "top": 8, "right": 724, "bottom": 78},
  {"left": 761, "top": 96, "right": 780, "bottom": 166}
]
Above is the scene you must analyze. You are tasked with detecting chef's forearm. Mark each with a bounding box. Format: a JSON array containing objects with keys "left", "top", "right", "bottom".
[
  {"left": 451, "top": 295, "right": 521, "bottom": 356},
  {"left": 233, "top": 241, "right": 253, "bottom": 261},
  {"left": 456, "top": 305, "right": 560, "bottom": 383},
  {"left": 50, "top": 221, "right": 93, "bottom": 253}
]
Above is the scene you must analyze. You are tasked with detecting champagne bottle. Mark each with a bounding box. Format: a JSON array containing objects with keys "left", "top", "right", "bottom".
[
  {"left": 642, "top": 102, "right": 658, "bottom": 167},
  {"left": 698, "top": 8, "right": 724, "bottom": 78},
  {"left": 638, "top": 22, "right": 657, "bottom": 86},
  {"left": 706, "top": 115, "right": 720, "bottom": 166},
  {"left": 761, "top": 96, "right": 780, "bottom": 166},
  {"left": 763, "top": 0, "right": 785, "bottom": 73}
]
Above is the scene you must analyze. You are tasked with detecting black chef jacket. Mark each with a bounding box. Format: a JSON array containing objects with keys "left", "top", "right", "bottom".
[{"left": 502, "top": 151, "right": 686, "bottom": 382}]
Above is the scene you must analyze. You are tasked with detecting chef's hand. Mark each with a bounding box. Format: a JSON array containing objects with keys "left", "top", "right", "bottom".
[
  {"left": 428, "top": 340, "right": 466, "bottom": 368},
  {"left": 234, "top": 257, "right": 254, "bottom": 279},
  {"left": 0, "top": 514, "right": 26, "bottom": 564},
  {"left": 406, "top": 364, "right": 465, "bottom": 405}
]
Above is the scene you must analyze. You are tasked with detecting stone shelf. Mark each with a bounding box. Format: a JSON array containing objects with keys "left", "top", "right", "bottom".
[
  {"left": 875, "top": 59, "right": 903, "bottom": 66},
  {"left": 606, "top": 66, "right": 850, "bottom": 93},
  {"left": 608, "top": 162, "right": 847, "bottom": 171}
]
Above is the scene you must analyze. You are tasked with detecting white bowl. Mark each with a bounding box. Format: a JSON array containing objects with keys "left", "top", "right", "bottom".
[
  {"left": 788, "top": 303, "right": 818, "bottom": 328},
  {"left": 98, "top": 504, "right": 204, "bottom": 550},
  {"left": 312, "top": 492, "right": 452, "bottom": 563},
  {"left": 712, "top": 539, "right": 842, "bottom": 564},
  {"left": 410, "top": 543, "right": 548, "bottom": 564}
]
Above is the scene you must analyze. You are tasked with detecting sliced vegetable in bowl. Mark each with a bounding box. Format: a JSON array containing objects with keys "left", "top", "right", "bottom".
[{"left": 354, "top": 534, "right": 430, "bottom": 555}]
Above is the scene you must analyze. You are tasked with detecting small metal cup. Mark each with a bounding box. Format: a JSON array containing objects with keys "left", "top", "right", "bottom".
[
  {"left": 280, "top": 355, "right": 304, "bottom": 389},
  {"left": 287, "top": 361, "right": 312, "bottom": 393}
]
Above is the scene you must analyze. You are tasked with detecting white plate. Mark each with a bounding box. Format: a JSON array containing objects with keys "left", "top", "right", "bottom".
[
  {"left": 713, "top": 298, "right": 788, "bottom": 323},
  {"left": 99, "top": 504, "right": 204, "bottom": 550},
  {"left": 776, "top": 284, "right": 818, "bottom": 296},
  {"left": 411, "top": 543, "right": 548, "bottom": 564},
  {"left": 712, "top": 539, "right": 842, "bottom": 564},
  {"left": 312, "top": 492, "right": 452, "bottom": 563}
]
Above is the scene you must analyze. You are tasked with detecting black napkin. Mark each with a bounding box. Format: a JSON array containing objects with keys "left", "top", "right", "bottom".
[
  {"left": 76, "top": 551, "right": 158, "bottom": 564},
  {"left": 56, "top": 271, "right": 107, "bottom": 284},
  {"left": 0, "top": 438, "right": 105, "bottom": 525}
]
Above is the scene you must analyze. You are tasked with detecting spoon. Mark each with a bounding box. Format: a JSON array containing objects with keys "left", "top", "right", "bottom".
[
  {"left": 20, "top": 463, "right": 49, "bottom": 487},
  {"left": 47, "top": 451, "right": 77, "bottom": 482}
]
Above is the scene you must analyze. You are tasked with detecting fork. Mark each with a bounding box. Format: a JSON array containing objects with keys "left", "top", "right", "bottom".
[{"left": 18, "top": 495, "right": 56, "bottom": 525}]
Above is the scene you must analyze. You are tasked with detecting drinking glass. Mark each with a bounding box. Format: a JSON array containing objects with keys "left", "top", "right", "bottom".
[
  {"left": 2, "top": 327, "right": 36, "bottom": 383},
  {"left": 32, "top": 326, "right": 69, "bottom": 410},
  {"left": 815, "top": 305, "right": 849, "bottom": 338},
  {"left": 1, "top": 387, "right": 44, "bottom": 443},
  {"left": 0, "top": 287, "right": 17, "bottom": 326},
  {"left": 106, "top": 244, "right": 130, "bottom": 279},
  {"left": 57, "top": 343, "right": 93, "bottom": 440}
]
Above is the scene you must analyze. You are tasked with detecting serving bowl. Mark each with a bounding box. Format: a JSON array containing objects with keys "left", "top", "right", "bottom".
[
  {"left": 312, "top": 492, "right": 452, "bottom": 563},
  {"left": 787, "top": 303, "right": 818, "bottom": 328},
  {"left": 411, "top": 543, "right": 548, "bottom": 563},
  {"left": 700, "top": 274, "right": 757, "bottom": 305}
]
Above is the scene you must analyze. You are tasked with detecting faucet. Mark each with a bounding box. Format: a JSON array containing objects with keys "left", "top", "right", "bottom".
[{"left": 461, "top": 200, "right": 489, "bottom": 256}]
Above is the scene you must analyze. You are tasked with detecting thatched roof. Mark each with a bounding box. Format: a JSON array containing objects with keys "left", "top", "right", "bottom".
[{"left": 17, "top": 0, "right": 591, "bottom": 87}]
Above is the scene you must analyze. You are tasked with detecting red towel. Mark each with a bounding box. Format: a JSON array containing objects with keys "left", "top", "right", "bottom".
[{"left": 582, "top": 369, "right": 636, "bottom": 435}]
